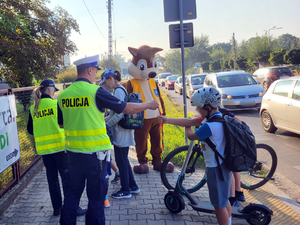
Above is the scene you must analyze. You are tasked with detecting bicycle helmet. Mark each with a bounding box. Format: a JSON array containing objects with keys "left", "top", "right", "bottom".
[{"left": 191, "top": 87, "right": 221, "bottom": 118}]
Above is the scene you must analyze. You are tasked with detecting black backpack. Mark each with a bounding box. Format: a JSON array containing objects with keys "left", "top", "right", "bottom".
[
  {"left": 205, "top": 115, "right": 257, "bottom": 178},
  {"left": 115, "top": 87, "right": 144, "bottom": 129}
]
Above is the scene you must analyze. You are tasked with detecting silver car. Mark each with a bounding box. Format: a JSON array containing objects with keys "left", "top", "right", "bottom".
[
  {"left": 174, "top": 77, "right": 183, "bottom": 95},
  {"left": 260, "top": 76, "right": 300, "bottom": 134},
  {"left": 203, "top": 71, "right": 264, "bottom": 111}
]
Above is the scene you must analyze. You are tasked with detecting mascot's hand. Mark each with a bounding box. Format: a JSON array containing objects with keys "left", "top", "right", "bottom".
[{"left": 148, "top": 100, "right": 159, "bottom": 110}]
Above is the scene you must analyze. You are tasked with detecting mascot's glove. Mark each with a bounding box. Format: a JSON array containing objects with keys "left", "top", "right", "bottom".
[{"left": 107, "top": 113, "right": 123, "bottom": 127}]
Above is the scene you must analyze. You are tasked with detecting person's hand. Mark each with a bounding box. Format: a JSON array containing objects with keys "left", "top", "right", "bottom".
[
  {"left": 148, "top": 100, "right": 159, "bottom": 110},
  {"left": 158, "top": 115, "right": 167, "bottom": 123}
]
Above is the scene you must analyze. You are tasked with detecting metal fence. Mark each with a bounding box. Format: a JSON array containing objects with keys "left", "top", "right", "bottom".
[{"left": 0, "top": 81, "right": 100, "bottom": 197}]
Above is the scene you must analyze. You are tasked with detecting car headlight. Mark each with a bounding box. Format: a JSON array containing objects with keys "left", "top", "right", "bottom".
[
  {"left": 222, "top": 94, "right": 233, "bottom": 100},
  {"left": 259, "top": 92, "right": 263, "bottom": 97}
]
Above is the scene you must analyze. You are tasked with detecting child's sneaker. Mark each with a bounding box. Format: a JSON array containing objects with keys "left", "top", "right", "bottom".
[
  {"left": 111, "top": 173, "right": 120, "bottom": 184},
  {"left": 130, "top": 186, "right": 140, "bottom": 194},
  {"left": 111, "top": 190, "right": 132, "bottom": 199},
  {"left": 236, "top": 190, "right": 245, "bottom": 202},
  {"left": 104, "top": 195, "right": 110, "bottom": 208},
  {"left": 232, "top": 200, "right": 240, "bottom": 207}
]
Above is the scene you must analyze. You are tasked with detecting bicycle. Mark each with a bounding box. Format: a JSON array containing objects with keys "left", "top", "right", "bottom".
[{"left": 160, "top": 140, "right": 277, "bottom": 193}]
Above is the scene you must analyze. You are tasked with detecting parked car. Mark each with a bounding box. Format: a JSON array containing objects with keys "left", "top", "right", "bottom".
[
  {"left": 165, "top": 75, "right": 179, "bottom": 90},
  {"left": 174, "top": 77, "right": 183, "bottom": 95},
  {"left": 252, "top": 66, "right": 294, "bottom": 92},
  {"left": 260, "top": 77, "right": 300, "bottom": 134},
  {"left": 158, "top": 73, "right": 172, "bottom": 87},
  {"left": 186, "top": 74, "right": 206, "bottom": 98},
  {"left": 203, "top": 71, "right": 264, "bottom": 111}
]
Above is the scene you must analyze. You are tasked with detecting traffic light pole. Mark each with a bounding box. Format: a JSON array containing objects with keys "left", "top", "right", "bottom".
[{"left": 179, "top": 0, "right": 188, "bottom": 144}]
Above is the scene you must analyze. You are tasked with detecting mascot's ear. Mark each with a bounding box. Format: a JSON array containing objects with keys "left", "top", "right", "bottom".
[
  {"left": 152, "top": 47, "right": 163, "bottom": 54},
  {"left": 128, "top": 47, "right": 139, "bottom": 56}
]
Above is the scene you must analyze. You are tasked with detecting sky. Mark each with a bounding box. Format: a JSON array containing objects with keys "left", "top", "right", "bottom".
[{"left": 47, "top": 0, "right": 300, "bottom": 63}]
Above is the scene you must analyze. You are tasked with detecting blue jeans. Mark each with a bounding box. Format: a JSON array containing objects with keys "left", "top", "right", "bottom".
[
  {"left": 114, "top": 146, "right": 137, "bottom": 192},
  {"left": 42, "top": 151, "right": 68, "bottom": 210},
  {"left": 60, "top": 152, "right": 108, "bottom": 225}
]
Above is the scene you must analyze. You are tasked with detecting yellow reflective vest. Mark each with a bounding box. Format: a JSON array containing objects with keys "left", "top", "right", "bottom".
[
  {"left": 58, "top": 81, "right": 112, "bottom": 153},
  {"left": 31, "top": 98, "right": 65, "bottom": 155}
]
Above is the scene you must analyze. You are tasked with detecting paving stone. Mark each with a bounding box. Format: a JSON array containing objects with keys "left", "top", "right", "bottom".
[
  {"left": 137, "top": 213, "right": 155, "bottom": 220},
  {"left": 166, "top": 220, "right": 185, "bottom": 225},
  {"left": 147, "top": 219, "right": 166, "bottom": 225}
]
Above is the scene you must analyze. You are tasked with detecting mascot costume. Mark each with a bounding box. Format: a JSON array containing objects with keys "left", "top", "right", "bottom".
[{"left": 126, "top": 45, "right": 174, "bottom": 174}]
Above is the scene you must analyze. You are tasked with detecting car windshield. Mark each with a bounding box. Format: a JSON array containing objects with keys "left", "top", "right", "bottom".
[
  {"left": 191, "top": 75, "right": 205, "bottom": 85},
  {"left": 161, "top": 73, "right": 172, "bottom": 78},
  {"left": 168, "top": 76, "right": 178, "bottom": 81},
  {"left": 217, "top": 74, "right": 256, "bottom": 87},
  {"left": 179, "top": 77, "right": 182, "bottom": 83}
]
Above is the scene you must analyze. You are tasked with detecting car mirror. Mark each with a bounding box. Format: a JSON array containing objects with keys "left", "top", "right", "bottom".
[{"left": 256, "top": 81, "right": 261, "bottom": 84}]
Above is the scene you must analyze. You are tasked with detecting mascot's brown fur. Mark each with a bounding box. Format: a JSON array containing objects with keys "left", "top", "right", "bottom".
[{"left": 126, "top": 45, "right": 174, "bottom": 174}]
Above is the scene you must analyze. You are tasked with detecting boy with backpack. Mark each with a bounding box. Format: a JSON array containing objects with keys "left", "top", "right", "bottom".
[{"left": 159, "top": 87, "right": 232, "bottom": 225}]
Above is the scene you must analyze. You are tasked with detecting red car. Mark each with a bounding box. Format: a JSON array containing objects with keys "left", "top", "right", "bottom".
[{"left": 165, "top": 75, "right": 179, "bottom": 90}]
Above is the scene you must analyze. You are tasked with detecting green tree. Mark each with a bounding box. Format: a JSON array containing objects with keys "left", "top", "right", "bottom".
[
  {"left": 223, "top": 60, "right": 230, "bottom": 69},
  {"left": 237, "top": 40, "right": 250, "bottom": 57},
  {"left": 247, "top": 35, "right": 272, "bottom": 64},
  {"left": 228, "top": 59, "right": 234, "bottom": 69},
  {"left": 99, "top": 57, "right": 121, "bottom": 71},
  {"left": 210, "top": 47, "right": 227, "bottom": 61},
  {"left": 274, "top": 34, "right": 300, "bottom": 50},
  {"left": 165, "top": 49, "right": 182, "bottom": 74},
  {"left": 211, "top": 42, "right": 232, "bottom": 54},
  {"left": 201, "top": 61, "right": 210, "bottom": 71},
  {"left": 0, "top": 0, "right": 80, "bottom": 88},
  {"left": 209, "top": 60, "right": 221, "bottom": 71},
  {"left": 269, "top": 49, "right": 287, "bottom": 66},
  {"left": 284, "top": 49, "right": 300, "bottom": 64},
  {"left": 185, "top": 67, "right": 197, "bottom": 75},
  {"left": 236, "top": 56, "right": 248, "bottom": 69},
  {"left": 185, "top": 35, "right": 212, "bottom": 69}
]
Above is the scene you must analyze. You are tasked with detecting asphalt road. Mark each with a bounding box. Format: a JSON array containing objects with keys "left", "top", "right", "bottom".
[{"left": 162, "top": 87, "right": 300, "bottom": 199}]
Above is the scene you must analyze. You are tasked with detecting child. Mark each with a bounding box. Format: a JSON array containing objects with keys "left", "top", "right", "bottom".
[{"left": 159, "top": 87, "right": 232, "bottom": 225}]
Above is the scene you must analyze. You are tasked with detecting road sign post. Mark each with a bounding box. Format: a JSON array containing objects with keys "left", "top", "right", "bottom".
[{"left": 164, "top": 0, "right": 196, "bottom": 144}]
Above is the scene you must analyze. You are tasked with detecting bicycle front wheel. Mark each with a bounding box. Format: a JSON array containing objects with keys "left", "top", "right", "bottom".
[
  {"left": 160, "top": 145, "right": 207, "bottom": 193},
  {"left": 241, "top": 144, "right": 277, "bottom": 190}
]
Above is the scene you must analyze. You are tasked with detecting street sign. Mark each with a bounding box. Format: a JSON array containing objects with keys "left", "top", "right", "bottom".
[
  {"left": 169, "top": 23, "right": 194, "bottom": 49},
  {"left": 163, "top": 0, "right": 197, "bottom": 22},
  {"left": 195, "top": 62, "right": 200, "bottom": 68}
]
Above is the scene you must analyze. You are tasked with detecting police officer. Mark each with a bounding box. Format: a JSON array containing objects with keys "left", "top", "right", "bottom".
[
  {"left": 27, "top": 79, "right": 86, "bottom": 217},
  {"left": 58, "top": 55, "right": 158, "bottom": 225}
]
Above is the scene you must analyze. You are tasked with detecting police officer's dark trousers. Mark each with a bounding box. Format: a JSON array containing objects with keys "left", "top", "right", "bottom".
[
  {"left": 60, "top": 151, "right": 108, "bottom": 225},
  {"left": 42, "top": 151, "right": 68, "bottom": 210}
]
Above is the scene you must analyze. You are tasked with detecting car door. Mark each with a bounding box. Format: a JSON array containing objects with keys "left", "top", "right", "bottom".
[
  {"left": 286, "top": 80, "right": 300, "bottom": 133},
  {"left": 268, "top": 80, "right": 294, "bottom": 127}
]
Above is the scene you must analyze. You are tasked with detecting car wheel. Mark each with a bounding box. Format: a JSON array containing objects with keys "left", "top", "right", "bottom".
[
  {"left": 174, "top": 88, "right": 177, "bottom": 93},
  {"left": 166, "top": 85, "right": 168, "bottom": 90},
  {"left": 180, "top": 89, "right": 182, "bottom": 95},
  {"left": 261, "top": 110, "right": 277, "bottom": 133},
  {"left": 263, "top": 82, "right": 268, "bottom": 92}
]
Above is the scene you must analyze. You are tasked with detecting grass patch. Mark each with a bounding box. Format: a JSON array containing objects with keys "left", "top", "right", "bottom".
[{"left": 146, "top": 90, "right": 200, "bottom": 166}]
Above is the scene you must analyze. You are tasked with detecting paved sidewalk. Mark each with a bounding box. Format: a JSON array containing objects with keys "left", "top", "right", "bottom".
[{"left": 1, "top": 147, "right": 300, "bottom": 225}]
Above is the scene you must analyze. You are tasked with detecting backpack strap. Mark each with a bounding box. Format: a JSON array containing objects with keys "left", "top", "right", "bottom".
[
  {"left": 205, "top": 115, "right": 226, "bottom": 181},
  {"left": 115, "top": 86, "right": 128, "bottom": 97}
]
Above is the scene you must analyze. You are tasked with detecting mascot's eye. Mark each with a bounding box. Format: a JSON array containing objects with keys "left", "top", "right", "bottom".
[
  {"left": 138, "top": 60, "right": 147, "bottom": 71},
  {"left": 153, "top": 58, "right": 158, "bottom": 68}
]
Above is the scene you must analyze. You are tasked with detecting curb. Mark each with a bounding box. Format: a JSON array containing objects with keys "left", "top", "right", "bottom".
[{"left": 0, "top": 158, "right": 44, "bottom": 216}]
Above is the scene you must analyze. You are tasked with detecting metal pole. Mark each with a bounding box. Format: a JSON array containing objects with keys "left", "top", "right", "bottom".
[
  {"left": 179, "top": 0, "right": 188, "bottom": 144},
  {"left": 233, "top": 33, "right": 236, "bottom": 70}
]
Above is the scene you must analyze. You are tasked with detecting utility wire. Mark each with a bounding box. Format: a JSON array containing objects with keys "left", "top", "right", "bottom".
[{"left": 82, "top": 0, "right": 107, "bottom": 40}]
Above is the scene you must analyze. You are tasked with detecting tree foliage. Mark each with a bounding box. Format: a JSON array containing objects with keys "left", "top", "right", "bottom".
[
  {"left": 165, "top": 49, "right": 182, "bottom": 74},
  {"left": 223, "top": 60, "right": 230, "bottom": 69},
  {"left": 185, "top": 35, "right": 212, "bottom": 68},
  {"left": 99, "top": 57, "right": 121, "bottom": 72},
  {"left": 210, "top": 47, "right": 227, "bottom": 61},
  {"left": 236, "top": 56, "right": 248, "bottom": 69},
  {"left": 201, "top": 61, "right": 210, "bottom": 71},
  {"left": 284, "top": 49, "right": 300, "bottom": 65},
  {"left": 269, "top": 49, "right": 287, "bottom": 66},
  {"left": 0, "top": 0, "right": 80, "bottom": 87},
  {"left": 247, "top": 35, "right": 272, "bottom": 63},
  {"left": 209, "top": 60, "right": 221, "bottom": 71}
]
